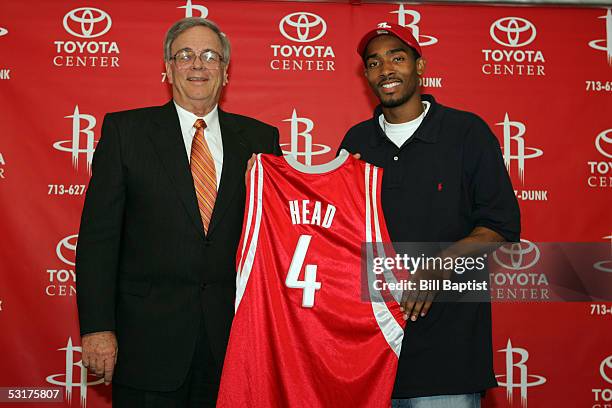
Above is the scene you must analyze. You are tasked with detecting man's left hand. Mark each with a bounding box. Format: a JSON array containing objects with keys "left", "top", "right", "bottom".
[
  {"left": 400, "top": 264, "right": 451, "bottom": 322},
  {"left": 245, "top": 154, "right": 256, "bottom": 186}
]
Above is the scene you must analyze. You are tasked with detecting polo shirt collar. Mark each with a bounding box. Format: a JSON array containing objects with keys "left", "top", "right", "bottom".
[{"left": 370, "top": 94, "right": 441, "bottom": 147}]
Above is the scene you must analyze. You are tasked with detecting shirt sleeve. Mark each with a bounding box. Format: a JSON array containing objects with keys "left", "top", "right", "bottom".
[{"left": 464, "top": 117, "right": 521, "bottom": 242}]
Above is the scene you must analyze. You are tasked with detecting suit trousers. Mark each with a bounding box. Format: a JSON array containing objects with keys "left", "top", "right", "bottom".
[{"left": 112, "top": 315, "right": 222, "bottom": 408}]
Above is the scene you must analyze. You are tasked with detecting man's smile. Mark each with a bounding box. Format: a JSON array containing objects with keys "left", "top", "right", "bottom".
[{"left": 379, "top": 79, "right": 402, "bottom": 93}]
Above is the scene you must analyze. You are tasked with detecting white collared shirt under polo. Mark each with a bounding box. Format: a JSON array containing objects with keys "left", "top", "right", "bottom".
[{"left": 378, "top": 101, "right": 431, "bottom": 148}]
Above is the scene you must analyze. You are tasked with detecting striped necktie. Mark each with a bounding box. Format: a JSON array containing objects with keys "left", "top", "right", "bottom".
[{"left": 190, "top": 119, "right": 217, "bottom": 233}]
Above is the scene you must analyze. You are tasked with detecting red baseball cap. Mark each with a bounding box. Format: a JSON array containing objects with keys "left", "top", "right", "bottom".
[{"left": 357, "top": 22, "right": 422, "bottom": 59}]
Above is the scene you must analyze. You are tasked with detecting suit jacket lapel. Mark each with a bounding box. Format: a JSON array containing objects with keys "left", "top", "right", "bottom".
[
  {"left": 207, "top": 109, "right": 249, "bottom": 237},
  {"left": 147, "top": 101, "right": 206, "bottom": 241}
]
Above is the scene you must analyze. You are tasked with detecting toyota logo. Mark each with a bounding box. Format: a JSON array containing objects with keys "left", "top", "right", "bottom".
[
  {"left": 279, "top": 12, "right": 327, "bottom": 43},
  {"left": 490, "top": 17, "right": 536, "bottom": 48},
  {"left": 493, "top": 239, "right": 540, "bottom": 270},
  {"left": 63, "top": 7, "right": 112, "bottom": 39},
  {"left": 595, "top": 129, "right": 612, "bottom": 159},
  {"left": 0, "top": 27, "right": 7, "bottom": 37},
  {"left": 601, "top": 356, "right": 612, "bottom": 384},
  {"left": 56, "top": 235, "right": 78, "bottom": 266}
]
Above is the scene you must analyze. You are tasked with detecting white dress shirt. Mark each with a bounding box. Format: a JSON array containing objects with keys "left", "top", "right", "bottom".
[{"left": 174, "top": 102, "right": 223, "bottom": 188}]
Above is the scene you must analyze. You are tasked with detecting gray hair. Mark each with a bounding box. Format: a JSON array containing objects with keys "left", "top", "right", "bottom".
[{"left": 164, "top": 17, "right": 231, "bottom": 63}]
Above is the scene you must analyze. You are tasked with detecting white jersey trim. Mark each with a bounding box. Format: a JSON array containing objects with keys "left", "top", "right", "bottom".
[
  {"left": 284, "top": 149, "right": 350, "bottom": 174},
  {"left": 371, "top": 166, "right": 403, "bottom": 304},
  {"left": 235, "top": 155, "right": 264, "bottom": 311},
  {"left": 365, "top": 163, "right": 404, "bottom": 357},
  {"left": 237, "top": 158, "right": 257, "bottom": 276}
]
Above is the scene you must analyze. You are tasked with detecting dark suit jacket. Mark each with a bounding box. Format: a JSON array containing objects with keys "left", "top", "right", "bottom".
[{"left": 75, "top": 101, "right": 281, "bottom": 391}]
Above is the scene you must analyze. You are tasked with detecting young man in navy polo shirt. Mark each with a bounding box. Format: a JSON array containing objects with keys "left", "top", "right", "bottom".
[{"left": 340, "top": 23, "right": 520, "bottom": 408}]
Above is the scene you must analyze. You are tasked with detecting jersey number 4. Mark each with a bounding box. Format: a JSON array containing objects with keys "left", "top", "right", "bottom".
[{"left": 285, "top": 235, "right": 322, "bottom": 308}]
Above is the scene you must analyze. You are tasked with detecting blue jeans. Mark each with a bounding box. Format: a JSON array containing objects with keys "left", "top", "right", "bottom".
[{"left": 392, "top": 394, "right": 481, "bottom": 408}]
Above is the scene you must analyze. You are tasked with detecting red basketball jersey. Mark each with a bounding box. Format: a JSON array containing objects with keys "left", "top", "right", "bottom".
[{"left": 217, "top": 151, "right": 405, "bottom": 408}]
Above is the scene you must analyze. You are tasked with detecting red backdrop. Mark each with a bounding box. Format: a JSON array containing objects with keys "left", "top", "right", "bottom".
[{"left": 1, "top": 1, "right": 611, "bottom": 407}]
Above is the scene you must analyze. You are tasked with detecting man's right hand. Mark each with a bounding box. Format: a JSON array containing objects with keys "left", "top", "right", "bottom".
[
  {"left": 245, "top": 153, "right": 256, "bottom": 186},
  {"left": 81, "top": 331, "right": 118, "bottom": 385}
]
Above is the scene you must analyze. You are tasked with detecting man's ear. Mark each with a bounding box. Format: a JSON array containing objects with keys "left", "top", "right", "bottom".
[
  {"left": 164, "top": 62, "right": 173, "bottom": 84},
  {"left": 223, "top": 65, "right": 229, "bottom": 86},
  {"left": 416, "top": 58, "right": 426, "bottom": 76}
]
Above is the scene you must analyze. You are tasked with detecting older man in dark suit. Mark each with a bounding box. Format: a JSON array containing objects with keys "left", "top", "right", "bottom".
[{"left": 75, "top": 17, "right": 280, "bottom": 407}]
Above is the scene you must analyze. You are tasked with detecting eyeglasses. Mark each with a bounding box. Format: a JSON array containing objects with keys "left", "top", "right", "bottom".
[{"left": 170, "top": 48, "right": 226, "bottom": 68}]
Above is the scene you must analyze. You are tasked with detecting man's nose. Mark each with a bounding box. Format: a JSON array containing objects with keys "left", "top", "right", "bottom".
[
  {"left": 379, "top": 59, "right": 395, "bottom": 76},
  {"left": 191, "top": 55, "right": 205, "bottom": 69}
]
